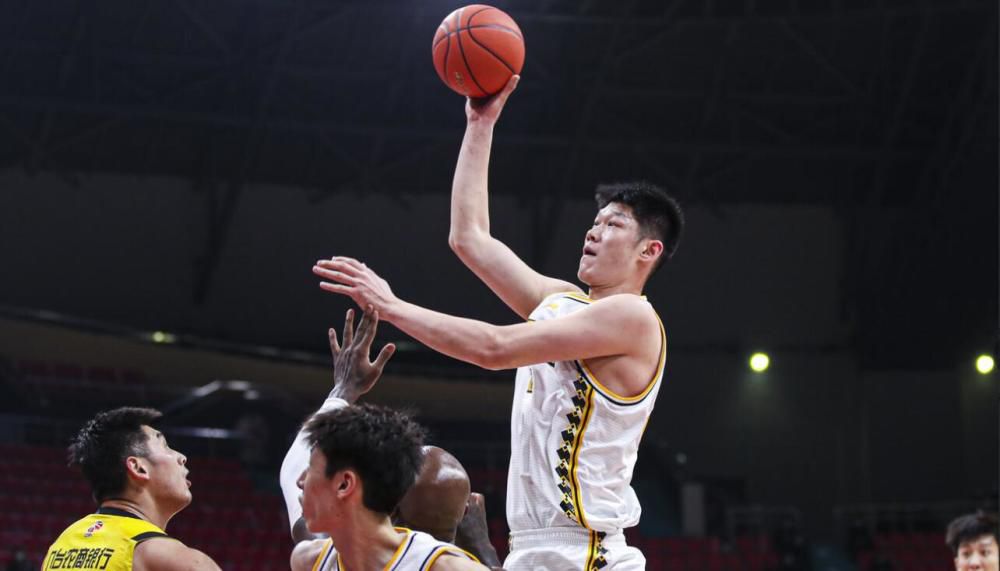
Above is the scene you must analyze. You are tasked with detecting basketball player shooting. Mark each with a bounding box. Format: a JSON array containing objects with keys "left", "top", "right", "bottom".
[{"left": 312, "top": 75, "right": 684, "bottom": 570}]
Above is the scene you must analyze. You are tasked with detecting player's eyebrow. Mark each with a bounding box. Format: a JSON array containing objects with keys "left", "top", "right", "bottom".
[
  {"left": 605, "top": 210, "right": 633, "bottom": 222},
  {"left": 595, "top": 209, "right": 633, "bottom": 222}
]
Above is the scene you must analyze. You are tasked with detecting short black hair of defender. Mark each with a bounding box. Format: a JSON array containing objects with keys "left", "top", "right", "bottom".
[
  {"left": 304, "top": 404, "right": 426, "bottom": 515},
  {"left": 595, "top": 181, "right": 685, "bottom": 272},
  {"left": 946, "top": 511, "right": 999, "bottom": 555},
  {"left": 68, "top": 407, "right": 163, "bottom": 502}
]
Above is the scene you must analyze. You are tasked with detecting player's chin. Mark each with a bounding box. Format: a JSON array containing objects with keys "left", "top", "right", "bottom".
[
  {"left": 303, "top": 514, "right": 320, "bottom": 534},
  {"left": 173, "top": 489, "right": 193, "bottom": 511}
]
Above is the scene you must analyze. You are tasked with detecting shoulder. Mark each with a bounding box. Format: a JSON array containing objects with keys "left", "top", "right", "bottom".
[
  {"left": 428, "top": 549, "right": 488, "bottom": 571},
  {"left": 291, "top": 538, "right": 329, "bottom": 571},
  {"left": 540, "top": 281, "right": 585, "bottom": 300},
  {"left": 405, "top": 532, "right": 484, "bottom": 571},
  {"left": 133, "top": 537, "right": 221, "bottom": 571},
  {"left": 588, "top": 294, "right": 658, "bottom": 325}
]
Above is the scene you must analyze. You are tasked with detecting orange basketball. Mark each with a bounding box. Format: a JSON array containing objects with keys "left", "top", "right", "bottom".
[{"left": 432, "top": 5, "right": 525, "bottom": 98}]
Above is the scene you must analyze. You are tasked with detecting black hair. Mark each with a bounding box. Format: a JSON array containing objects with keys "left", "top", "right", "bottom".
[
  {"left": 595, "top": 181, "right": 685, "bottom": 273},
  {"left": 304, "top": 404, "right": 426, "bottom": 516},
  {"left": 946, "top": 511, "right": 999, "bottom": 555},
  {"left": 68, "top": 407, "right": 163, "bottom": 502}
]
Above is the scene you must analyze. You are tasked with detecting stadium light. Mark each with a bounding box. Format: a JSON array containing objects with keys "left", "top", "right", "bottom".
[
  {"left": 151, "top": 330, "right": 176, "bottom": 344},
  {"left": 749, "top": 352, "right": 770, "bottom": 373},
  {"left": 976, "top": 354, "right": 995, "bottom": 375}
]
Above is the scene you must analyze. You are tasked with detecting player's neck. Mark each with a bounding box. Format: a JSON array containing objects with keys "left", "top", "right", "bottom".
[
  {"left": 330, "top": 513, "right": 406, "bottom": 571},
  {"left": 99, "top": 497, "right": 173, "bottom": 531},
  {"left": 587, "top": 280, "right": 643, "bottom": 300}
]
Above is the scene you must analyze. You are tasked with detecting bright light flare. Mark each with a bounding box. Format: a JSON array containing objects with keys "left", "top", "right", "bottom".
[
  {"left": 976, "top": 355, "right": 995, "bottom": 375},
  {"left": 749, "top": 352, "right": 770, "bottom": 373}
]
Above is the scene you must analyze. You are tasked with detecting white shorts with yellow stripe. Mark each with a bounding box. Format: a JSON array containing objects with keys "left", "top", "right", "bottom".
[{"left": 505, "top": 528, "right": 646, "bottom": 571}]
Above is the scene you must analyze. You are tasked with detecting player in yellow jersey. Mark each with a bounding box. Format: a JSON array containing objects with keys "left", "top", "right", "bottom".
[
  {"left": 312, "top": 75, "right": 684, "bottom": 570},
  {"left": 43, "top": 407, "right": 220, "bottom": 571}
]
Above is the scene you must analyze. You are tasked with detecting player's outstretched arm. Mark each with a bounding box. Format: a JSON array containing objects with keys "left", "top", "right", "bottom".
[
  {"left": 279, "top": 307, "right": 395, "bottom": 541},
  {"left": 133, "top": 537, "right": 222, "bottom": 571},
  {"left": 315, "top": 258, "right": 657, "bottom": 382},
  {"left": 450, "top": 75, "right": 580, "bottom": 319}
]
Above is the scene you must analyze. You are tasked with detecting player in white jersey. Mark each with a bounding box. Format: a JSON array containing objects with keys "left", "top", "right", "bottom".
[
  {"left": 302, "top": 528, "right": 480, "bottom": 571},
  {"left": 281, "top": 308, "right": 501, "bottom": 569},
  {"left": 290, "top": 403, "right": 484, "bottom": 571},
  {"left": 312, "top": 75, "right": 684, "bottom": 570}
]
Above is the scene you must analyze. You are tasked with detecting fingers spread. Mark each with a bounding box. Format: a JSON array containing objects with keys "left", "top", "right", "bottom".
[
  {"left": 358, "top": 307, "right": 381, "bottom": 348},
  {"left": 373, "top": 342, "right": 395, "bottom": 372},
  {"left": 328, "top": 327, "right": 340, "bottom": 353},
  {"left": 354, "top": 307, "right": 374, "bottom": 347},
  {"left": 319, "top": 282, "right": 354, "bottom": 299},
  {"left": 313, "top": 265, "right": 358, "bottom": 284},
  {"left": 323, "top": 257, "right": 367, "bottom": 275},
  {"left": 342, "top": 308, "right": 355, "bottom": 347}
]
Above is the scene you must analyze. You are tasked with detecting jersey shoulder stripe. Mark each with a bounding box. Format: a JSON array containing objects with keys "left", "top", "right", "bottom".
[
  {"left": 130, "top": 531, "right": 170, "bottom": 543},
  {"left": 418, "top": 545, "right": 477, "bottom": 571},
  {"left": 312, "top": 539, "right": 334, "bottom": 571},
  {"left": 387, "top": 531, "right": 417, "bottom": 570}
]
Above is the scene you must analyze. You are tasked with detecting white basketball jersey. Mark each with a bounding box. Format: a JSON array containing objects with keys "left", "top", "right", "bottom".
[
  {"left": 506, "top": 292, "right": 666, "bottom": 534},
  {"left": 311, "top": 528, "right": 478, "bottom": 571}
]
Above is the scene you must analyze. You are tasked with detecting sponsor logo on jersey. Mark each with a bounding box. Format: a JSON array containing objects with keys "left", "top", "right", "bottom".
[{"left": 83, "top": 521, "right": 104, "bottom": 538}]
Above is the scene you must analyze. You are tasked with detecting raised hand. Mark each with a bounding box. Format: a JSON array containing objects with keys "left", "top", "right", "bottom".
[
  {"left": 454, "top": 493, "right": 502, "bottom": 569},
  {"left": 466, "top": 75, "right": 519, "bottom": 125},
  {"left": 327, "top": 306, "right": 395, "bottom": 403}
]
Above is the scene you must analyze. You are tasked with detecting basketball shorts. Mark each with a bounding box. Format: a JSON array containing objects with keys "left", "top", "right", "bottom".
[{"left": 504, "top": 527, "right": 646, "bottom": 571}]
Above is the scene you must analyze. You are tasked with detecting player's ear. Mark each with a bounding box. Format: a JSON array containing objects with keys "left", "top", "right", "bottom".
[
  {"left": 334, "top": 469, "right": 359, "bottom": 499},
  {"left": 639, "top": 239, "right": 664, "bottom": 263},
  {"left": 125, "top": 456, "right": 151, "bottom": 483}
]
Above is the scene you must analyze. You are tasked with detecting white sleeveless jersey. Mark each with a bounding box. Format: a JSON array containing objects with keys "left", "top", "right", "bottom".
[
  {"left": 311, "top": 528, "right": 478, "bottom": 571},
  {"left": 506, "top": 291, "right": 666, "bottom": 534}
]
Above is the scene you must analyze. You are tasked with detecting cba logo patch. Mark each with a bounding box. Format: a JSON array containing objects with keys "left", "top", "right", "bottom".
[{"left": 84, "top": 521, "right": 104, "bottom": 538}]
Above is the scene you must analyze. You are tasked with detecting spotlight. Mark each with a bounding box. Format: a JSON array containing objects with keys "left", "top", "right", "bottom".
[
  {"left": 151, "top": 331, "right": 177, "bottom": 344},
  {"left": 976, "top": 355, "right": 995, "bottom": 375},
  {"left": 749, "top": 352, "right": 770, "bottom": 373}
]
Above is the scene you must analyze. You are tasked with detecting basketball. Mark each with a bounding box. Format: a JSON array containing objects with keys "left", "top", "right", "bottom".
[{"left": 432, "top": 5, "right": 525, "bottom": 98}]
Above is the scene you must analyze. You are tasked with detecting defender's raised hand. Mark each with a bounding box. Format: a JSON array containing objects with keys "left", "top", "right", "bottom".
[
  {"left": 455, "top": 493, "right": 503, "bottom": 570},
  {"left": 327, "top": 306, "right": 395, "bottom": 403}
]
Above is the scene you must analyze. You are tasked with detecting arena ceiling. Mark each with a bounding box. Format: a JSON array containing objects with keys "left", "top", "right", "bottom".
[{"left": 0, "top": 0, "right": 996, "bottom": 369}]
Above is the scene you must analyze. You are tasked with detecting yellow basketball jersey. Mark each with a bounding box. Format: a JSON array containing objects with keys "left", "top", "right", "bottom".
[{"left": 43, "top": 507, "right": 172, "bottom": 570}]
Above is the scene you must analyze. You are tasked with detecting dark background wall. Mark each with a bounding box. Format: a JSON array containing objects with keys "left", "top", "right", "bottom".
[{"left": 0, "top": 172, "right": 848, "bottom": 352}]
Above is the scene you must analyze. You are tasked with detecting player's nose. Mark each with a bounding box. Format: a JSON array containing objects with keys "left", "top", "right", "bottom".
[{"left": 296, "top": 469, "right": 306, "bottom": 490}]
